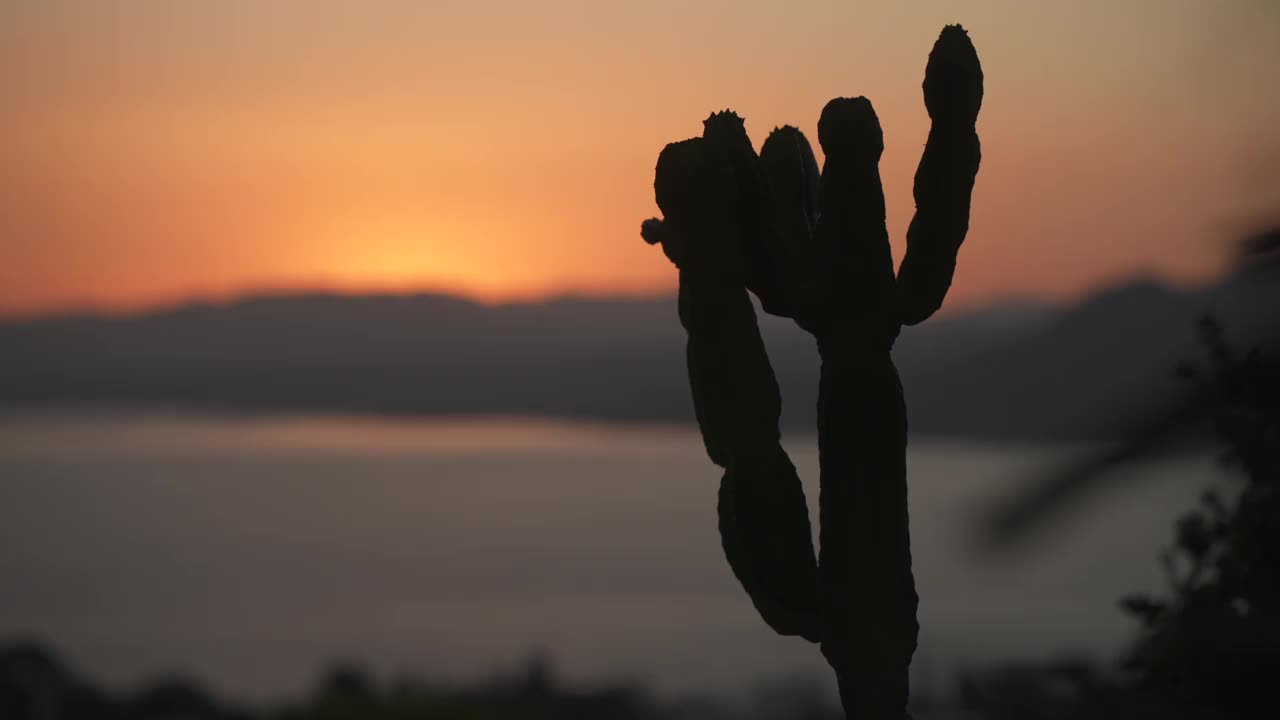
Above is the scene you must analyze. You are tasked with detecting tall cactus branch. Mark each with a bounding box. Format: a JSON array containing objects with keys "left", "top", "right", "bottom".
[
  {"left": 640, "top": 24, "right": 983, "bottom": 719},
  {"left": 813, "top": 95, "right": 918, "bottom": 716},
  {"left": 898, "top": 26, "right": 984, "bottom": 326}
]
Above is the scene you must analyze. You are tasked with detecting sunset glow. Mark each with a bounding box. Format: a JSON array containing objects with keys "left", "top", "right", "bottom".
[{"left": 3, "top": 0, "right": 1278, "bottom": 317}]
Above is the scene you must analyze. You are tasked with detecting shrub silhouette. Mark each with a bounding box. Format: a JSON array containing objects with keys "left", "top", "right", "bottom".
[
  {"left": 1114, "top": 316, "right": 1280, "bottom": 714},
  {"left": 640, "top": 25, "right": 982, "bottom": 719},
  {"left": 961, "top": 313, "right": 1279, "bottom": 718}
]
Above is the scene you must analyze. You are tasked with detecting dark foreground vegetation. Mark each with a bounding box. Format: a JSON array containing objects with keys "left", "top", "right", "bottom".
[
  {"left": 967, "top": 294, "right": 1280, "bottom": 719},
  {"left": 0, "top": 642, "right": 864, "bottom": 720}
]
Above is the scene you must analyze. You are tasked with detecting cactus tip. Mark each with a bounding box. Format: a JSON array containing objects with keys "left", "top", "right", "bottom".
[
  {"left": 925, "top": 24, "right": 983, "bottom": 125},
  {"left": 703, "top": 109, "right": 746, "bottom": 134},
  {"left": 653, "top": 137, "right": 708, "bottom": 218},
  {"left": 932, "top": 24, "right": 979, "bottom": 60},
  {"left": 703, "top": 109, "right": 754, "bottom": 157},
  {"left": 817, "top": 97, "right": 883, "bottom": 160},
  {"left": 703, "top": 109, "right": 744, "bottom": 127}
]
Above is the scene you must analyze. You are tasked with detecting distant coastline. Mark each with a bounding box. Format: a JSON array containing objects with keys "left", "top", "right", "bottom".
[{"left": 3, "top": 273, "right": 1275, "bottom": 442}]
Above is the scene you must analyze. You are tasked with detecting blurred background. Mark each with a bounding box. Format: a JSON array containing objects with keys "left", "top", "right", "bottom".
[{"left": 3, "top": 1, "right": 1279, "bottom": 718}]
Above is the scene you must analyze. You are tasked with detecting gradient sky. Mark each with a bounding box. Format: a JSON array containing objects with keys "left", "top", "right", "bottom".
[{"left": 3, "top": 1, "right": 1279, "bottom": 317}]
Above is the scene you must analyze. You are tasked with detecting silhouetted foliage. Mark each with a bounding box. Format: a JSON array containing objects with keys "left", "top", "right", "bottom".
[
  {"left": 640, "top": 25, "right": 982, "bottom": 719},
  {"left": 0, "top": 640, "right": 253, "bottom": 720},
  {"left": 0, "top": 642, "right": 856, "bottom": 720},
  {"left": 0, "top": 644, "right": 642, "bottom": 720},
  {"left": 0, "top": 642, "right": 115, "bottom": 720},
  {"left": 964, "top": 313, "right": 1279, "bottom": 718},
  {"left": 1112, "top": 316, "right": 1280, "bottom": 714}
]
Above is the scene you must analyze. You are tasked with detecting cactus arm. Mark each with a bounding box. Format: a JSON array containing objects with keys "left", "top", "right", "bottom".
[
  {"left": 700, "top": 111, "right": 808, "bottom": 325},
  {"left": 651, "top": 136, "right": 822, "bottom": 641},
  {"left": 759, "top": 125, "right": 823, "bottom": 333},
  {"left": 896, "top": 24, "right": 983, "bottom": 326}
]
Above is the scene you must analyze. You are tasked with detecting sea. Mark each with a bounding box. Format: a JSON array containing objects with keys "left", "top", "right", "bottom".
[{"left": 0, "top": 410, "right": 1225, "bottom": 705}]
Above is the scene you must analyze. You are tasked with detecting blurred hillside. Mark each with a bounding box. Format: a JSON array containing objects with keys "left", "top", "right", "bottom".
[{"left": 3, "top": 272, "right": 1277, "bottom": 441}]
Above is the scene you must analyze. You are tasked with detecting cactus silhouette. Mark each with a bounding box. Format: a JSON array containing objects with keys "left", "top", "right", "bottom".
[{"left": 640, "top": 25, "right": 982, "bottom": 719}]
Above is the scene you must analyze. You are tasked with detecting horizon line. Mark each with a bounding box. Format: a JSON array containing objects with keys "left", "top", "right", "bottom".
[
  {"left": 0, "top": 271, "right": 1222, "bottom": 325},
  {"left": 0, "top": 280, "right": 683, "bottom": 323}
]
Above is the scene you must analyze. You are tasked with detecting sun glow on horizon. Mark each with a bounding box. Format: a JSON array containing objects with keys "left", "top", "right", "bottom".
[{"left": 2, "top": 1, "right": 1277, "bottom": 321}]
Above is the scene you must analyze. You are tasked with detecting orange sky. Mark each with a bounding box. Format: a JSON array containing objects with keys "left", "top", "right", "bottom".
[{"left": 3, "top": 1, "right": 1279, "bottom": 318}]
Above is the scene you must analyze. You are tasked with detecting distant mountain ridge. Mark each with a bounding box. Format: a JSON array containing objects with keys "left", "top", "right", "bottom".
[{"left": 2, "top": 275, "right": 1275, "bottom": 441}]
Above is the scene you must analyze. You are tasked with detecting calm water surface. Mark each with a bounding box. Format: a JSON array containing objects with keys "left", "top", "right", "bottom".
[{"left": 0, "top": 411, "right": 1223, "bottom": 702}]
